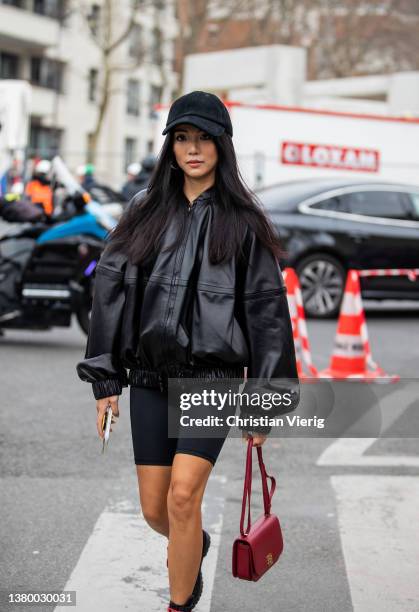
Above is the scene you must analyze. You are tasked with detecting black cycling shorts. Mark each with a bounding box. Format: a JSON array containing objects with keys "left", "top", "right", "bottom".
[{"left": 129, "top": 385, "right": 235, "bottom": 467}]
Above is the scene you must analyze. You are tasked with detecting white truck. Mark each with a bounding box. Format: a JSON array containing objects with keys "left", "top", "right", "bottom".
[
  {"left": 0, "top": 80, "right": 31, "bottom": 195},
  {"left": 153, "top": 100, "right": 419, "bottom": 189}
]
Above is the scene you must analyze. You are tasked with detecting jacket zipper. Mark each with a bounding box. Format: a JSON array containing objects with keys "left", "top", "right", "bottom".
[
  {"left": 187, "top": 198, "right": 198, "bottom": 212},
  {"left": 162, "top": 197, "right": 198, "bottom": 383}
]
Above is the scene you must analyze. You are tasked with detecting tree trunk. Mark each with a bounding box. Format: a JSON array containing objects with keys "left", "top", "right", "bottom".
[{"left": 88, "top": 54, "right": 111, "bottom": 165}]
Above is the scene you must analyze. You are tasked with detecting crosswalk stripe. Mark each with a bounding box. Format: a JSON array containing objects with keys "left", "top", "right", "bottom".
[
  {"left": 54, "top": 475, "right": 227, "bottom": 612},
  {"left": 317, "top": 437, "right": 419, "bottom": 467},
  {"left": 331, "top": 475, "right": 419, "bottom": 611},
  {"left": 317, "top": 383, "right": 419, "bottom": 467}
]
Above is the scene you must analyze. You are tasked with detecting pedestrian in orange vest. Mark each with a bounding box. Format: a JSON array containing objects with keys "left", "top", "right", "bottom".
[{"left": 25, "top": 159, "right": 53, "bottom": 216}]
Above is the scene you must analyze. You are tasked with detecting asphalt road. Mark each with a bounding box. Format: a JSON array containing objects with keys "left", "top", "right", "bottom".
[{"left": 1, "top": 309, "right": 418, "bottom": 612}]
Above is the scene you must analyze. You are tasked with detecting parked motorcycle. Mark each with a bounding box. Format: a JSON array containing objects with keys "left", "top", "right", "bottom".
[{"left": 0, "top": 157, "right": 117, "bottom": 336}]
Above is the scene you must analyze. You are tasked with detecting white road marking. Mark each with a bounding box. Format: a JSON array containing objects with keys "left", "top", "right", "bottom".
[
  {"left": 317, "top": 383, "right": 419, "bottom": 467},
  {"left": 54, "top": 475, "right": 227, "bottom": 612},
  {"left": 317, "top": 437, "right": 419, "bottom": 467},
  {"left": 331, "top": 475, "right": 419, "bottom": 612}
]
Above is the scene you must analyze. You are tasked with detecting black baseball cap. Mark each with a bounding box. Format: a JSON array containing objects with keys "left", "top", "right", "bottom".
[{"left": 162, "top": 90, "right": 233, "bottom": 137}]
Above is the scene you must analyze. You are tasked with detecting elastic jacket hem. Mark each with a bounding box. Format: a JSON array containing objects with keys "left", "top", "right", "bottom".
[{"left": 128, "top": 364, "right": 245, "bottom": 393}]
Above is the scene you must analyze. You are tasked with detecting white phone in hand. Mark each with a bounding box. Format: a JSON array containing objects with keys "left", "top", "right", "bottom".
[{"left": 101, "top": 404, "right": 113, "bottom": 454}]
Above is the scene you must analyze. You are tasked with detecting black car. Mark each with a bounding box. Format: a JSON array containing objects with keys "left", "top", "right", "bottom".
[{"left": 257, "top": 177, "right": 419, "bottom": 318}]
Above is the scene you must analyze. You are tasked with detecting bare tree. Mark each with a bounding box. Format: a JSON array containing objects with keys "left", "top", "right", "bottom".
[
  {"left": 175, "top": 0, "right": 210, "bottom": 94},
  {"left": 77, "top": 0, "right": 150, "bottom": 164},
  {"left": 150, "top": 2, "right": 168, "bottom": 104},
  {"left": 303, "top": 0, "right": 419, "bottom": 78},
  {"left": 174, "top": 0, "right": 324, "bottom": 94},
  {"left": 176, "top": 0, "right": 419, "bottom": 83},
  {"left": 175, "top": 0, "right": 256, "bottom": 94},
  {"left": 248, "top": 0, "right": 320, "bottom": 46},
  {"left": 310, "top": 1, "right": 391, "bottom": 78}
]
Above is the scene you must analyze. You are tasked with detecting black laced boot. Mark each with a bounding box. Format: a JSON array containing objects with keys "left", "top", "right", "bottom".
[
  {"left": 167, "top": 594, "right": 195, "bottom": 611},
  {"left": 167, "top": 529, "right": 211, "bottom": 611}
]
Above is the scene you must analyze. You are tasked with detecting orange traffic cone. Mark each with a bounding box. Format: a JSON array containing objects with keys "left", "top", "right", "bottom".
[
  {"left": 318, "top": 270, "right": 399, "bottom": 381},
  {"left": 288, "top": 280, "right": 304, "bottom": 378},
  {"left": 283, "top": 268, "right": 318, "bottom": 378}
]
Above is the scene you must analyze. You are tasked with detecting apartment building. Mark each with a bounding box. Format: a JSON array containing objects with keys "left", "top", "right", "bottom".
[{"left": 0, "top": 0, "right": 178, "bottom": 187}]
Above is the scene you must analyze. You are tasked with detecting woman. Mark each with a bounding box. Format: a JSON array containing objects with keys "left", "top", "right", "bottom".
[{"left": 76, "top": 90, "right": 299, "bottom": 612}]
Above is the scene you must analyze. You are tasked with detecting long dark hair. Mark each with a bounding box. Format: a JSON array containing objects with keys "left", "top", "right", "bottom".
[{"left": 107, "top": 130, "right": 283, "bottom": 266}]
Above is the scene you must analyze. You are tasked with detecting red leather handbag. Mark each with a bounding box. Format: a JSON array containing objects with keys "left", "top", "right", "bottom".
[{"left": 232, "top": 437, "right": 284, "bottom": 581}]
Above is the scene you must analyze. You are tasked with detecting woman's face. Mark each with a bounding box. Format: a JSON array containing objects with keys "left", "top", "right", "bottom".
[{"left": 172, "top": 124, "right": 218, "bottom": 180}]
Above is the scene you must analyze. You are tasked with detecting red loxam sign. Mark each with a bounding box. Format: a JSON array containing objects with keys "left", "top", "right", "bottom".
[{"left": 281, "top": 141, "right": 380, "bottom": 173}]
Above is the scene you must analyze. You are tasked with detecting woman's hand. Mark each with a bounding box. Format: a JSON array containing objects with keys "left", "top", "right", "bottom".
[
  {"left": 96, "top": 395, "right": 119, "bottom": 439},
  {"left": 242, "top": 430, "right": 267, "bottom": 447}
]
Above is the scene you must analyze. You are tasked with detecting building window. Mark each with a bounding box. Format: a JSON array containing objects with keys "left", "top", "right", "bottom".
[
  {"left": 88, "top": 68, "right": 98, "bottom": 102},
  {"left": 29, "top": 124, "right": 61, "bottom": 158},
  {"left": 126, "top": 79, "right": 140, "bottom": 116},
  {"left": 87, "top": 4, "right": 100, "bottom": 36},
  {"left": 124, "top": 137, "right": 137, "bottom": 171},
  {"left": 0, "top": 51, "right": 20, "bottom": 79},
  {"left": 30, "top": 56, "right": 63, "bottom": 91},
  {"left": 150, "top": 26, "right": 162, "bottom": 65},
  {"left": 33, "top": 0, "right": 65, "bottom": 19},
  {"left": 128, "top": 24, "right": 143, "bottom": 60},
  {"left": 149, "top": 84, "right": 162, "bottom": 118},
  {"left": 341, "top": 191, "right": 409, "bottom": 220}
]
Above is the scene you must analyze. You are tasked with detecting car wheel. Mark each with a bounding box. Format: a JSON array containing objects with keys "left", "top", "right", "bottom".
[{"left": 296, "top": 254, "right": 346, "bottom": 318}]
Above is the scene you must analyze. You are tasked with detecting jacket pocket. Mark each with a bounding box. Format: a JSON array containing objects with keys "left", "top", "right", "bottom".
[
  {"left": 190, "top": 289, "right": 249, "bottom": 364},
  {"left": 136, "top": 278, "right": 171, "bottom": 369}
]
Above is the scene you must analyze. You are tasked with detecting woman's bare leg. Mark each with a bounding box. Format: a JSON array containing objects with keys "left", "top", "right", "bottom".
[
  {"left": 136, "top": 465, "right": 172, "bottom": 537},
  {"left": 167, "top": 453, "right": 213, "bottom": 605}
]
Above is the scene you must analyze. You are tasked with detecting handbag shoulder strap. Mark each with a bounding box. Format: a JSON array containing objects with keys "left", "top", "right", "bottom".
[
  {"left": 256, "top": 446, "right": 276, "bottom": 515},
  {"left": 239, "top": 437, "right": 253, "bottom": 536},
  {"left": 239, "top": 438, "right": 277, "bottom": 537}
]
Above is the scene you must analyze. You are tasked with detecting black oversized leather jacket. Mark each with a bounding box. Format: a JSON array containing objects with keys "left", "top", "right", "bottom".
[{"left": 76, "top": 186, "right": 300, "bottom": 432}]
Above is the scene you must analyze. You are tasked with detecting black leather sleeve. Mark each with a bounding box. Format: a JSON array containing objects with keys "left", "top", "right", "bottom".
[
  {"left": 237, "top": 228, "right": 300, "bottom": 434},
  {"left": 76, "top": 241, "right": 129, "bottom": 400}
]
